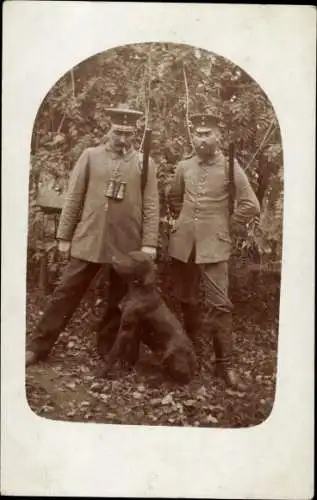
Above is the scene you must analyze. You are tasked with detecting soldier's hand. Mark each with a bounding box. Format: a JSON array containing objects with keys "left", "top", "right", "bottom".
[{"left": 58, "top": 240, "right": 71, "bottom": 256}]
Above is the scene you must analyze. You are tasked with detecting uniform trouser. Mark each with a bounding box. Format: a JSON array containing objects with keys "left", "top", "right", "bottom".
[
  {"left": 29, "top": 257, "right": 127, "bottom": 359},
  {"left": 170, "top": 252, "right": 233, "bottom": 365}
]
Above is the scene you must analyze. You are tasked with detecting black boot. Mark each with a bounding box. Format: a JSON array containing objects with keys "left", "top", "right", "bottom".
[
  {"left": 26, "top": 349, "right": 41, "bottom": 366},
  {"left": 26, "top": 331, "right": 56, "bottom": 367},
  {"left": 26, "top": 343, "right": 52, "bottom": 366},
  {"left": 212, "top": 310, "right": 247, "bottom": 391},
  {"left": 215, "top": 359, "right": 247, "bottom": 391}
]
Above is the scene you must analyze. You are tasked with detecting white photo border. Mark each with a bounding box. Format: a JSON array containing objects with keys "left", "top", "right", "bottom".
[{"left": 2, "top": 3, "right": 315, "bottom": 498}]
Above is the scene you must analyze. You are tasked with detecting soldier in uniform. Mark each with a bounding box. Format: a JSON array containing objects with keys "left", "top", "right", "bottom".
[
  {"left": 26, "top": 106, "right": 159, "bottom": 366},
  {"left": 168, "top": 111, "right": 260, "bottom": 390}
]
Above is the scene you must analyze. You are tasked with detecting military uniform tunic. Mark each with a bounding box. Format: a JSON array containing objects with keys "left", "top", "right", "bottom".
[
  {"left": 57, "top": 144, "right": 159, "bottom": 263},
  {"left": 168, "top": 150, "right": 260, "bottom": 264}
]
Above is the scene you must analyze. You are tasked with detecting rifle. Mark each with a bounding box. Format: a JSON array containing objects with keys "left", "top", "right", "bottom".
[
  {"left": 141, "top": 128, "right": 152, "bottom": 194},
  {"left": 228, "top": 141, "right": 236, "bottom": 217}
]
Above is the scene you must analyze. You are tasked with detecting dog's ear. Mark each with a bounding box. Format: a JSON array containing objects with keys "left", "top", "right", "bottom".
[
  {"left": 128, "top": 252, "right": 157, "bottom": 284},
  {"left": 112, "top": 254, "right": 136, "bottom": 277}
]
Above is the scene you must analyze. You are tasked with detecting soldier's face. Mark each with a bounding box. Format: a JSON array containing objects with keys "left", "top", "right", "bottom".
[
  {"left": 109, "top": 128, "right": 134, "bottom": 155},
  {"left": 192, "top": 126, "right": 220, "bottom": 157}
]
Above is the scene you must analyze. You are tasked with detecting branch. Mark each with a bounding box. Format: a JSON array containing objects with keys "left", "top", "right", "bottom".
[
  {"left": 183, "top": 63, "right": 195, "bottom": 154},
  {"left": 140, "top": 44, "right": 154, "bottom": 152},
  {"left": 244, "top": 119, "right": 275, "bottom": 173},
  {"left": 57, "top": 111, "right": 67, "bottom": 134},
  {"left": 70, "top": 69, "right": 75, "bottom": 99},
  {"left": 56, "top": 70, "right": 76, "bottom": 134}
]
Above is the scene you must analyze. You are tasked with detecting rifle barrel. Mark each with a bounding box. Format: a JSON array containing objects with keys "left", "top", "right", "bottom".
[
  {"left": 228, "top": 142, "right": 235, "bottom": 216},
  {"left": 141, "top": 128, "right": 152, "bottom": 193},
  {"left": 142, "top": 129, "right": 152, "bottom": 163}
]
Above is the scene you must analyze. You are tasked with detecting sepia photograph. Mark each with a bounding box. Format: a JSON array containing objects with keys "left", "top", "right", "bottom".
[
  {"left": 2, "top": 3, "right": 315, "bottom": 498},
  {"left": 26, "top": 42, "right": 283, "bottom": 428}
]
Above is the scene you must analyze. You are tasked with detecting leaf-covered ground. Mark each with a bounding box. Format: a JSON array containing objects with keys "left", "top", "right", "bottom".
[{"left": 26, "top": 269, "right": 279, "bottom": 428}]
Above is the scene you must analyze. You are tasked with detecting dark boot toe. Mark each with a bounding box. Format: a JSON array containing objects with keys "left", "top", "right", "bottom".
[
  {"left": 26, "top": 350, "right": 39, "bottom": 367},
  {"left": 217, "top": 366, "right": 247, "bottom": 391}
]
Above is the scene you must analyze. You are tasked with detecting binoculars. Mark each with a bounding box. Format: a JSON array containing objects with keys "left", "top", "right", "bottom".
[{"left": 105, "top": 180, "right": 126, "bottom": 201}]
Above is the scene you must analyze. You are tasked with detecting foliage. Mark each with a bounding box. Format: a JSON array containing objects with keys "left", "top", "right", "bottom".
[{"left": 29, "top": 42, "right": 283, "bottom": 276}]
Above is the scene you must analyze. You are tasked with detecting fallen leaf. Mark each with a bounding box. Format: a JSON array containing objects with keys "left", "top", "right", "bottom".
[
  {"left": 174, "top": 402, "right": 184, "bottom": 412},
  {"left": 197, "top": 386, "right": 207, "bottom": 397},
  {"left": 41, "top": 404, "right": 54, "bottom": 412},
  {"left": 225, "top": 389, "right": 246, "bottom": 398},
  {"left": 80, "top": 365, "right": 90, "bottom": 373},
  {"left": 161, "top": 393, "right": 174, "bottom": 405},
  {"left": 162, "top": 406, "right": 173, "bottom": 414},
  {"left": 106, "top": 412, "right": 116, "bottom": 419},
  {"left": 205, "top": 415, "right": 218, "bottom": 424},
  {"left": 183, "top": 399, "right": 197, "bottom": 407},
  {"left": 65, "top": 382, "right": 76, "bottom": 390},
  {"left": 204, "top": 404, "right": 224, "bottom": 412},
  {"left": 111, "top": 381, "right": 120, "bottom": 389},
  {"left": 98, "top": 394, "right": 109, "bottom": 403},
  {"left": 90, "top": 382, "right": 102, "bottom": 391},
  {"left": 88, "top": 391, "right": 100, "bottom": 399},
  {"left": 66, "top": 410, "right": 76, "bottom": 417},
  {"left": 150, "top": 398, "right": 162, "bottom": 406},
  {"left": 132, "top": 391, "right": 143, "bottom": 400}
]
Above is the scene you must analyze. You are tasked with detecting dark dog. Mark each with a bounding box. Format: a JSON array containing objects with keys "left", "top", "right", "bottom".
[{"left": 103, "top": 251, "right": 197, "bottom": 384}]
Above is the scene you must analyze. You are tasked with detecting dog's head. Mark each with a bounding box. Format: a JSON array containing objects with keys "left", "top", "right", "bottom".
[
  {"left": 162, "top": 342, "right": 197, "bottom": 385},
  {"left": 112, "top": 251, "right": 156, "bottom": 286}
]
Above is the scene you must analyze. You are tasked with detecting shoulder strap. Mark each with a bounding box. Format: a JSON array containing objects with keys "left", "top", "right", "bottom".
[
  {"left": 84, "top": 155, "right": 90, "bottom": 195},
  {"left": 228, "top": 142, "right": 236, "bottom": 216}
]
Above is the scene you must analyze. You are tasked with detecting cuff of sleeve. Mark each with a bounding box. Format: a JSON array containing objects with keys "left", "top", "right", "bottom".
[
  {"left": 231, "top": 214, "right": 247, "bottom": 225},
  {"left": 141, "top": 246, "right": 157, "bottom": 256}
]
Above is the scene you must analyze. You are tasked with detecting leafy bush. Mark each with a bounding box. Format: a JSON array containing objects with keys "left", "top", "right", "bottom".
[{"left": 28, "top": 43, "right": 283, "bottom": 281}]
